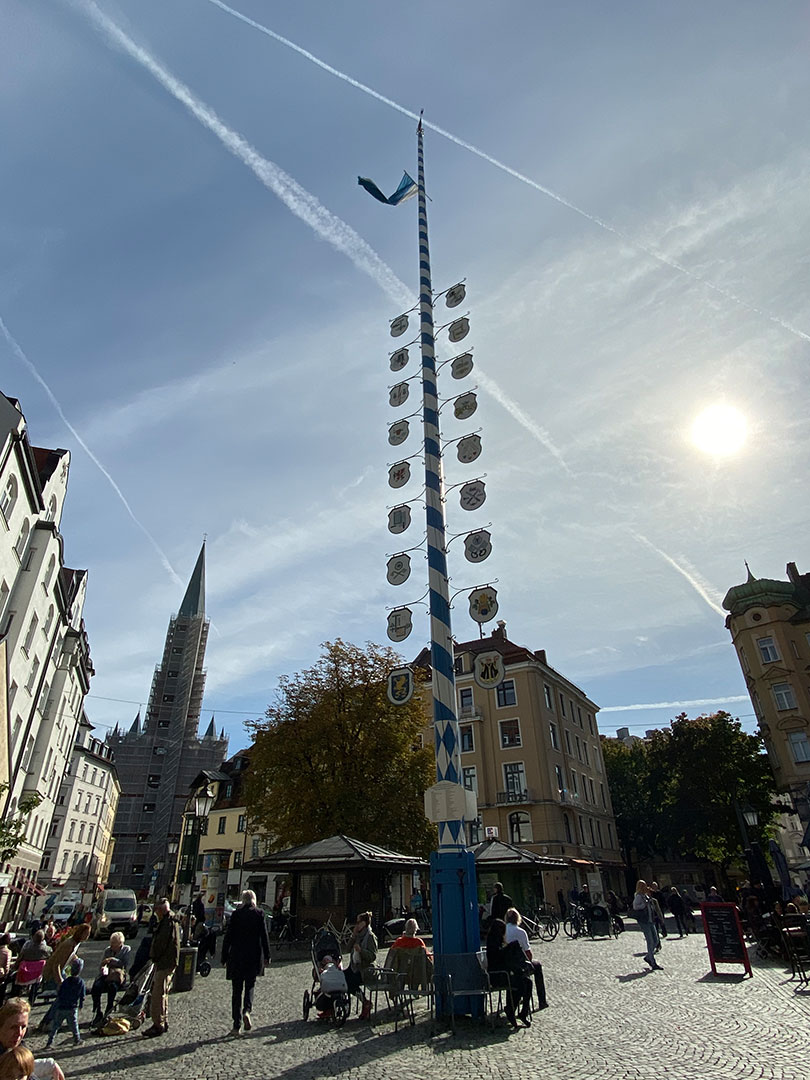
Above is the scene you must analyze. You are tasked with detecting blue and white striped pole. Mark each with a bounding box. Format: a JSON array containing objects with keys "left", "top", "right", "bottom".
[{"left": 417, "top": 117, "right": 480, "bottom": 966}]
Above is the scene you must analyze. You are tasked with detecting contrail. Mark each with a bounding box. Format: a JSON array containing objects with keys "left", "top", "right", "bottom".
[
  {"left": 77, "top": 0, "right": 413, "bottom": 310},
  {"left": 205, "top": 0, "right": 810, "bottom": 347},
  {"left": 0, "top": 315, "right": 182, "bottom": 586},
  {"left": 601, "top": 695, "right": 749, "bottom": 713},
  {"left": 630, "top": 530, "right": 726, "bottom": 617},
  {"left": 77, "top": 2, "right": 570, "bottom": 475},
  {"left": 476, "top": 369, "right": 571, "bottom": 474}
]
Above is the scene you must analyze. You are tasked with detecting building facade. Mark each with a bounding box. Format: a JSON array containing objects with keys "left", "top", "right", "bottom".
[
  {"left": 40, "top": 715, "right": 120, "bottom": 897},
  {"left": 0, "top": 392, "right": 93, "bottom": 920},
  {"left": 723, "top": 562, "right": 810, "bottom": 864},
  {"left": 106, "top": 544, "right": 228, "bottom": 895},
  {"left": 416, "top": 622, "right": 624, "bottom": 900}
]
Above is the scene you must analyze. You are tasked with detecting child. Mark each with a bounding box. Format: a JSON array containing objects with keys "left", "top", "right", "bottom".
[
  {"left": 0, "top": 1046, "right": 35, "bottom": 1079},
  {"left": 46, "top": 957, "right": 85, "bottom": 1047}
]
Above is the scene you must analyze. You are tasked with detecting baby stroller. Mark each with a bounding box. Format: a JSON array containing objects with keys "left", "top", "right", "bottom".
[
  {"left": 195, "top": 926, "right": 218, "bottom": 977},
  {"left": 113, "top": 961, "right": 155, "bottom": 1030},
  {"left": 302, "top": 928, "right": 350, "bottom": 1026}
]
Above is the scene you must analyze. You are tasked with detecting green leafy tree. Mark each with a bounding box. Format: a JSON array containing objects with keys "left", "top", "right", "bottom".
[
  {"left": 246, "top": 640, "right": 437, "bottom": 858},
  {"left": 0, "top": 784, "right": 42, "bottom": 862},
  {"left": 603, "top": 712, "right": 777, "bottom": 886}
]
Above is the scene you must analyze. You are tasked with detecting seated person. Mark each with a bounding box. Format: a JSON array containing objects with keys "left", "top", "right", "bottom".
[
  {"left": 505, "top": 908, "right": 547, "bottom": 1009},
  {"left": 387, "top": 919, "right": 432, "bottom": 991},
  {"left": 17, "top": 933, "right": 50, "bottom": 963},
  {"left": 90, "top": 933, "right": 131, "bottom": 1025},
  {"left": 485, "top": 918, "right": 532, "bottom": 1028}
]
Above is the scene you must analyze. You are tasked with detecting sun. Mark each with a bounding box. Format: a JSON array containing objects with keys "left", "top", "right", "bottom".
[{"left": 690, "top": 404, "right": 748, "bottom": 457}]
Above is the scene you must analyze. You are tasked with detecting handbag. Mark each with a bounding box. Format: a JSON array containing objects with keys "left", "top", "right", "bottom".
[{"left": 501, "top": 939, "right": 532, "bottom": 977}]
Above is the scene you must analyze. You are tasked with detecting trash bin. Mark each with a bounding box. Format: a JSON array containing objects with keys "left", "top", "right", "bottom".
[{"left": 173, "top": 946, "right": 198, "bottom": 992}]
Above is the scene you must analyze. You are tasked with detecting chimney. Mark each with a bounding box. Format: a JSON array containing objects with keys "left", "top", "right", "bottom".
[
  {"left": 616, "top": 727, "right": 630, "bottom": 741},
  {"left": 787, "top": 562, "right": 800, "bottom": 585},
  {"left": 491, "top": 619, "right": 506, "bottom": 642},
  {"left": 534, "top": 649, "right": 547, "bottom": 665}
]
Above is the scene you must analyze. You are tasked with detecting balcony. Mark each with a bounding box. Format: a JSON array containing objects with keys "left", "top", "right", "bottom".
[
  {"left": 559, "top": 788, "right": 580, "bottom": 804},
  {"left": 458, "top": 705, "right": 482, "bottom": 720},
  {"left": 496, "top": 789, "right": 533, "bottom": 805}
]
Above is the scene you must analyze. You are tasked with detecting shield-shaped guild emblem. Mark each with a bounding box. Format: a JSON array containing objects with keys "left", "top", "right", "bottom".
[
  {"left": 459, "top": 479, "right": 486, "bottom": 510},
  {"left": 451, "top": 351, "right": 474, "bottom": 380},
  {"left": 390, "top": 347, "right": 409, "bottom": 371},
  {"left": 387, "top": 607, "right": 413, "bottom": 642},
  {"left": 448, "top": 316, "right": 470, "bottom": 342},
  {"left": 388, "top": 461, "right": 411, "bottom": 489},
  {"left": 388, "top": 420, "right": 409, "bottom": 446},
  {"left": 469, "top": 586, "right": 499, "bottom": 624},
  {"left": 388, "top": 504, "right": 411, "bottom": 534},
  {"left": 454, "top": 392, "right": 477, "bottom": 420},
  {"left": 474, "top": 650, "right": 505, "bottom": 689},
  {"left": 386, "top": 553, "right": 411, "bottom": 585},
  {"left": 390, "top": 314, "right": 409, "bottom": 337},
  {"left": 389, "top": 382, "right": 409, "bottom": 408},
  {"left": 445, "top": 283, "right": 466, "bottom": 308},
  {"left": 387, "top": 666, "right": 414, "bottom": 704},
  {"left": 457, "top": 434, "right": 482, "bottom": 464},
  {"left": 464, "top": 529, "right": 492, "bottom": 563}
]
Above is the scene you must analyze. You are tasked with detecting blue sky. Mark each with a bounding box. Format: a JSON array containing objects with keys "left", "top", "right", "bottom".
[{"left": 3, "top": 0, "right": 809, "bottom": 751}]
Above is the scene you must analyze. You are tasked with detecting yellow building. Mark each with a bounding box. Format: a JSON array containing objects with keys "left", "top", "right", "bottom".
[
  {"left": 723, "top": 563, "right": 810, "bottom": 866},
  {"left": 416, "top": 622, "right": 624, "bottom": 901}
]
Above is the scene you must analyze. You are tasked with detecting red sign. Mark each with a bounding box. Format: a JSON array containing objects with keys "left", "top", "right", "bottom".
[{"left": 700, "top": 902, "right": 752, "bottom": 977}]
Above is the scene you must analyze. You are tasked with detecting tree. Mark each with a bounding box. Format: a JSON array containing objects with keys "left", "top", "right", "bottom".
[
  {"left": 246, "top": 640, "right": 437, "bottom": 858},
  {"left": 603, "top": 712, "right": 777, "bottom": 886},
  {"left": 0, "top": 784, "right": 42, "bottom": 862}
]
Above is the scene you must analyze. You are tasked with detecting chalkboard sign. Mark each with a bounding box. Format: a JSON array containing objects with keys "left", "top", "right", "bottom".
[{"left": 700, "top": 902, "right": 752, "bottom": 977}]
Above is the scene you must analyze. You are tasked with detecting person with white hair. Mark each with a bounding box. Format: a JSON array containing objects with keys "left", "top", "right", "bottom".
[{"left": 221, "top": 890, "right": 271, "bottom": 1036}]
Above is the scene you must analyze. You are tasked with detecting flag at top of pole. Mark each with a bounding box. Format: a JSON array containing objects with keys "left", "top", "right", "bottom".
[{"left": 357, "top": 171, "right": 417, "bottom": 205}]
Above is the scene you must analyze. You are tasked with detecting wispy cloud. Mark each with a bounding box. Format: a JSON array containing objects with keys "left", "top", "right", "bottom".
[
  {"left": 628, "top": 530, "right": 727, "bottom": 618},
  {"left": 475, "top": 369, "right": 571, "bottom": 474},
  {"left": 204, "top": 0, "right": 810, "bottom": 348},
  {"left": 77, "top": 0, "right": 412, "bottom": 309},
  {"left": 601, "top": 694, "right": 750, "bottom": 714},
  {"left": 0, "top": 314, "right": 182, "bottom": 585}
]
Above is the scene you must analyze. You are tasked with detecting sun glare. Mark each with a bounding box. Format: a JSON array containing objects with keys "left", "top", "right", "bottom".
[{"left": 690, "top": 404, "right": 748, "bottom": 457}]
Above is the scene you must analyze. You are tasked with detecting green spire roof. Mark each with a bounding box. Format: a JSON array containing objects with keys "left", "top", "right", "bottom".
[
  {"left": 722, "top": 564, "right": 798, "bottom": 615},
  {"left": 178, "top": 542, "right": 205, "bottom": 617}
]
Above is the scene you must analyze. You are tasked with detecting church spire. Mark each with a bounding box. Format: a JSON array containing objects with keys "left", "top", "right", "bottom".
[
  {"left": 203, "top": 715, "right": 216, "bottom": 739},
  {"left": 128, "top": 710, "right": 141, "bottom": 736},
  {"left": 178, "top": 542, "right": 205, "bottom": 617}
]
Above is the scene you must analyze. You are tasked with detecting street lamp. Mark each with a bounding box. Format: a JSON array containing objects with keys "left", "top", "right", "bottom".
[{"left": 179, "top": 785, "right": 214, "bottom": 945}]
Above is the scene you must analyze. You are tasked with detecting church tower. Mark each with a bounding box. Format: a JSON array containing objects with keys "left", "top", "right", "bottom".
[{"left": 107, "top": 544, "right": 228, "bottom": 893}]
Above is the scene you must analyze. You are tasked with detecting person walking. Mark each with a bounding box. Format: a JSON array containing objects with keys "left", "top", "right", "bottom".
[
  {"left": 221, "top": 890, "right": 271, "bottom": 1036},
  {"left": 490, "top": 883, "right": 513, "bottom": 923},
  {"left": 668, "top": 888, "right": 688, "bottom": 938},
  {"left": 143, "top": 899, "right": 180, "bottom": 1038},
  {"left": 46, "top": 958, "right": 85, "bottom": 1048},
  {"left": 633, "top": 880, "right": 663, "bottom": 971}
]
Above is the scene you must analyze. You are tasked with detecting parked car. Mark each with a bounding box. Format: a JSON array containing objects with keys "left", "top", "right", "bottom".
[{"left": 91, "top": 889, "right": 139, "bottom": 939}]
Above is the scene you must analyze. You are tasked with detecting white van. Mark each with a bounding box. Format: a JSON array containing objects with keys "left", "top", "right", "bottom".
[{"left": 91, "top": 889, "right": 139, "bottom": 939}]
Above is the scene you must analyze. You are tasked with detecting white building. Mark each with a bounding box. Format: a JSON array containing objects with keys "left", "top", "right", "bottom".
[
  {"left": 0, "top": 392, "right": 93, "bottom": 921},
  {"left": 40, "top": 715, "right": 120, "bottom": 897}
]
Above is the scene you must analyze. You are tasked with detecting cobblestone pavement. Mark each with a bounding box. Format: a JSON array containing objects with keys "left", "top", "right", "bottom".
[{"left": 24, "top": 923, "right": 808, "bottom": 1080}]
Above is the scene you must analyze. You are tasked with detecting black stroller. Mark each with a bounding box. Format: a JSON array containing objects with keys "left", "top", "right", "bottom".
[{"left": 302, "top": 928, "right": 350, "bottom": 1026}]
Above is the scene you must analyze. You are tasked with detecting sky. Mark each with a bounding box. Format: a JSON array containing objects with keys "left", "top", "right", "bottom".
[{"left": 2, "top": 0, "right": 809, "bottom": 752}]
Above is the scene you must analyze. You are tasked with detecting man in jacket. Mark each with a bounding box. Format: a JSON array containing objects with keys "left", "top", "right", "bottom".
[
  {"left": 144, "top": 899, "right": 180, "bottom": 1037},
  {"left": 221, "top": 890, "right": 271, "bottom": 1035}
]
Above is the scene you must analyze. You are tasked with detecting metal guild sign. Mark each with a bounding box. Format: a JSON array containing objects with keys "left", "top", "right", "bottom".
[
  {"left": 474, "top": 650, "right": 505, "bottom": 689},
  {"left": 387, "top": 505, "right": 411, "bottom": 534},
  {"left": 386, "top": 553, "right": 411, "bottom": 585},
  {"left": 457, "top": 434, "right": 482, "bottom": 464},
  {"left": 387, "top": 607, "right": 413, "bottom": 642},
  {"left": 454, "top": 392, "right": 477, "bottom": 420},
  {"left": 388, "top": 420, "right": 409, "bottom": 446},
  {"left": 390, "top": 347, "right": 409, "bottom": 371},
  {"left": 388, "top": 461, "right": 410, "bottom": 489},
  {"left": 389, "top": 382, "right": 409, "bottom": 407},
  {"left": 464, "top": 529, "right": 492, "bottom": 563},
  {"left": 469, "top": 586, "right": 499, "bottom": 623},
  {"left": 390, "top": 314, "right": 409, "bottom": 337},
  {"left": 445, "top": 283, "right": 466, "bottom": 308},
  {"left": 448, "top": 316, "right": 470, "bottom": 342},
  {"left": 451, "top": 352, "right": 474, "bottom": 379},
  {"left": 387, "top": 666, "right": 415, "bottom": 704},
  {"left": 459, "top": 479, "right": 486, "bottom": 510}
]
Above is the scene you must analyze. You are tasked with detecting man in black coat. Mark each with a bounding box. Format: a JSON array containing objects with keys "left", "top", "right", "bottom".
[
  {"left": 221, "top": 890, "right": 271, "bottom": 1035},
  {"left": 490, "top": 882, "right": 513, "bottom": 923}
]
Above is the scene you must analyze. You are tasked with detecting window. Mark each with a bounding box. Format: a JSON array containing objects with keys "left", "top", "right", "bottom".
[
  {"left": 555, "top": 764, "right": 564, "bottom": 795},
  {"left": 549, "top": 723, "right": 559, "bottom": 750},
  {"left": 544, "top": 684, "right": 553, "bottom": 710},
  {"left": 757, "top": 637, "right": 780, "bottom": 663},
  {"left": 500, "top": 718, "right": 521, "bottom": 748},
  {"left": 86, "top": 826, "right": 94, "bottom": 847},
  {"left": 563, "top": 814, "right": 572, "bottom": 843},
  {"left": 21, "top": 735, "right": 34, "bottom": 772},
  {"left": 503, "top": 761, "right": 526, "bottom": 797},
  {"left": 237, "top": 814, "right": 246, "bottom": 832},
  {"left": 43, "top": 604, "right": 55, "bottom": 636},
  {"left": 589, "top": 818, "right": 596, "bottom": 845},
  {"left": 45, "top": 495, "right": 57, "bottom": 522},
  {"left": 78, "top": 823, "right": 85, "bottom": 843},
  {"left": 582, "top": 742, "right": 590, "bottom": 766},
  {"left": 570, "top": 770, "right": 579, "bottom": 795},
  {"left": 132, "top": 864, "right": 145, "bottom": 875},
  {"left": 578, "top": 815, "right": 586, "bottom": 844},
  {"left": 23, "top": 613, "right": 38, "bottom": 653},
  {"left": 40, "top": 853, "right": 51, "bottom": 872},
  {"left": 559, "top": 694, "right": 566, "bottom": 717},
  {"left": 454, "top": 655, "right": 465, "bottom": 675},
  {"left": 153, "top": 746, "right": 167, "bottom": 756},
  {"left": 67, "top": 821, "right": 75, "bottom": 841},
  {"left": 1, "top": 476, "right": 18, "bottom": 520},
  {"left": 217, "top": 816, "right": 227, "bottom": 834},
  {"left": 82, "top": 764, "right": 88, "bottom": 780},
  {"left": 565, "top": 730, "right": 572, "bottom": 755},
  {"left": 467, "top": 816, "right": 482, "bottom": 845},
  {"left": 137, "top": 834, "right": 148, "bottom": 844},
  {"left": 588, "top": 777, "right": 595, "bottom": 803},
  {"left": 509, "top": 811, "right": 533, "bottom": 844},
  {"left": 460, "top": 724, "right": 474, "bottom": 753},
  {"left": 577, "top": 706, "right": 583, "bottom": 727},
  {"left": 588, "top": 714, "right": 594, "bottom": 735},
  {"left": 575, "top": 735, "right": 582, "bottom": 761},
  {"left": 13, "top": 519, "right": 30, "bottom": 560},
  {"left": 148, "top": 774, "right": 160, "bottom": 788},
  {"left": 50, "top": 819, "right": 59, "bottom": 837},
  {"left": 600, "top": 782, "right": 607, "bottom": 808},
  {"left": 462, "top": 766, "right": 478, "bottom": 794},
  {"left": 158, "top": 721, "right": 170, "bottom": 729},
  {"left": 458, "top": 687, "right": 474, "bottom": 714},
  {"left": 251, "top": 839, "right": 260, "bottom": 858},
  {"left": 788, "top": 732, "right": 810, "bottom": 763},
  {"left": 773, "top": 683, "right": 797, "bottom": 711},
  {"left": 0, "top": 581, "right": 8, "bottom": 623},
  {"left": 142, "top": 803, "right": 155, "bottom": 813},
  {"left": 496, "top": 680, "right": 517, "bottom": 707},
  {"left": 91, "top": 769, "right": 97, "bottom": 786},
  {"left": 43, "top": 555, "right": 56, "bottom": 591},
  {"left": 224, "top": 783, "right": 234, "bottom": 798},
  {"left": 84, "top": 795, "right": 91, "bottom": 812},
  {"left": 234, "top": 851, "right": 242, "bottom": 868},
  {"left": 162, "top": 694, "right": 175, "bottom": 703},
  {"left": 596, "top": 820, "right": 603, "bottom": 846},
  {"left": 608, "top": 823, "right": 614, "bottom": 847}
]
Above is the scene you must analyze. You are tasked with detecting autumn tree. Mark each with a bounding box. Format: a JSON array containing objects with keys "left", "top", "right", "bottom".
[
  {"left": 0, "top": 784, "right": 42, "bottom": 862},
  {"left": 246, "top": 640, "right": 437, "bottom": 858}
]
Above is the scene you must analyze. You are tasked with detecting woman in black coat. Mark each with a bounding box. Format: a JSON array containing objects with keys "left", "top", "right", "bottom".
[
  {"left": 485, "top": 918, "right": 532, "bottom": 1028},
  {"left": 221, "top": 890, "right": 271, "bottom": 1035}
]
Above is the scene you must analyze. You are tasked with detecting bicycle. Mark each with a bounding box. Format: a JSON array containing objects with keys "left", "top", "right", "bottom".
[
  {"left": 563, "top": 904, "right": 586, "bottom": 939},
  {"left": 324, "top": 913, "right": 353, "bottom": 948},
  {"left": 533, "top": 902, "right": 560, "bottom": 942},
  {"left": 273, "top": 915, "right": 317, "bottom": 950}
]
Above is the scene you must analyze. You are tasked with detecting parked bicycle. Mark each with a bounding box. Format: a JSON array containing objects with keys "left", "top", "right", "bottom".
[
  {"left": 523, "top": 902, "right": 560, "bottom": 941},
  {"left": 272, "top": 914, "right": 318, "bottom": 950}
]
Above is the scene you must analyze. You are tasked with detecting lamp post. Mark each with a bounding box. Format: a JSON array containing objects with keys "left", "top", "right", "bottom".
[
  {"left": 177, "top": 785, "right": 214, "bottom": 939},
  {"left": 167, "top": 840, "right": 179, "bottom": 903},
  {"left": 734, "top": 799, "right": 777, "bottom": 910}
]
